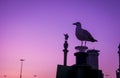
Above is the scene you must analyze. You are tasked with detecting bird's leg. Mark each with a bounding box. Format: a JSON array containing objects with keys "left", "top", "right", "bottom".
[
  {"left": 81, "top": 41, "right": 83, "bottom": 46},
  {"left": 85, "top": 41, "right": 86, "bottom": 46}
]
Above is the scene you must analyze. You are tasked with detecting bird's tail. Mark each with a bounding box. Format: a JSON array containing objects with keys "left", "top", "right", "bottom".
[{"left": 92, "top": 39, "right": 97, "bottom": 42}]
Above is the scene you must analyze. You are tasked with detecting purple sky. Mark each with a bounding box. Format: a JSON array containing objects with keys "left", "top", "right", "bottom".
[{"left": 0, "top": 0, "right": 120, "bottom": 78}]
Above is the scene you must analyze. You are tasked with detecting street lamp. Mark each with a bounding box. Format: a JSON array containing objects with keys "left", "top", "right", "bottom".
[{"left": 20, "top": 59, "right": 25, "bottom": 78}]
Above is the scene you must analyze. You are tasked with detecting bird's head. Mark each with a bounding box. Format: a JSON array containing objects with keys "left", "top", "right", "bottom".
[{"left": 73, "top": 22, "right": 81, "bottom": 27}]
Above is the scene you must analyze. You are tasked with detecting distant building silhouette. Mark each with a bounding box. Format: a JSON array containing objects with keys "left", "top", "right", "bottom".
[{"left": 116, "top": 44, "right": 120, "bottom": 78}]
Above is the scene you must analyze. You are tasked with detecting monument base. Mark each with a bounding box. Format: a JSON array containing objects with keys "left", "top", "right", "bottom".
[{"left": 75, "top": 46, "right": 88, "bottom": 52}]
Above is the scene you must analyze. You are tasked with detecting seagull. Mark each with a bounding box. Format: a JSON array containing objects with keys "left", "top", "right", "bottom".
[{"left": 73, "top": 22, "right": 97, "bottom": 46}]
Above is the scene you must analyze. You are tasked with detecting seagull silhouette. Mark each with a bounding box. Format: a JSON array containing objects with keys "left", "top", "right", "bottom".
[{"left": 73, "top": 22, "right": 97, "bottom": 46}]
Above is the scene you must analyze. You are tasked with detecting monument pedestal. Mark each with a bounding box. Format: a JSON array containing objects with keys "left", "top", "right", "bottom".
[
  {"left": 56, "top": 45, "right": 104, "bottom": 78},
  {"left": 75, "top": 46, "right": 88, "bottom": 52}
]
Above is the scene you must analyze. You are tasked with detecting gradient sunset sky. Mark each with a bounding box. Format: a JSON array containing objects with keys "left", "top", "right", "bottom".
[{"left": 0, "top": 0, "right": 120, "bottom": 78}]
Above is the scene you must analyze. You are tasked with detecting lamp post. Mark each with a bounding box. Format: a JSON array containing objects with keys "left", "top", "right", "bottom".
[{"left": 20, "top": 59, "right": 24, "bottom": 78}]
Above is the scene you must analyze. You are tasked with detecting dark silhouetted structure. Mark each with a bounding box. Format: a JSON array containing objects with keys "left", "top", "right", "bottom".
[
  {"left": 63, "top": 34, "right": 69, "bottom": 66},
  {"left": 116, "top": 44, "right": 120, "bottom": 78},
  {"left": 87, "top": 49, "right": 99, "bottom": 69},
  {"left": 56, "top": 46, "right": 103, "bottom": 78},
  {"left": 56, "top": 22, "right": 103, "bottom": 78},
  {"left": 56, "top": 41, "right": 103, "bottom": 78}
]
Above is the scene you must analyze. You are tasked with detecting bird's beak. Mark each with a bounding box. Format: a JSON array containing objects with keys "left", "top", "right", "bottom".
[{"left": 73, "top": 23, "right": 76, "bottom": 25}]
